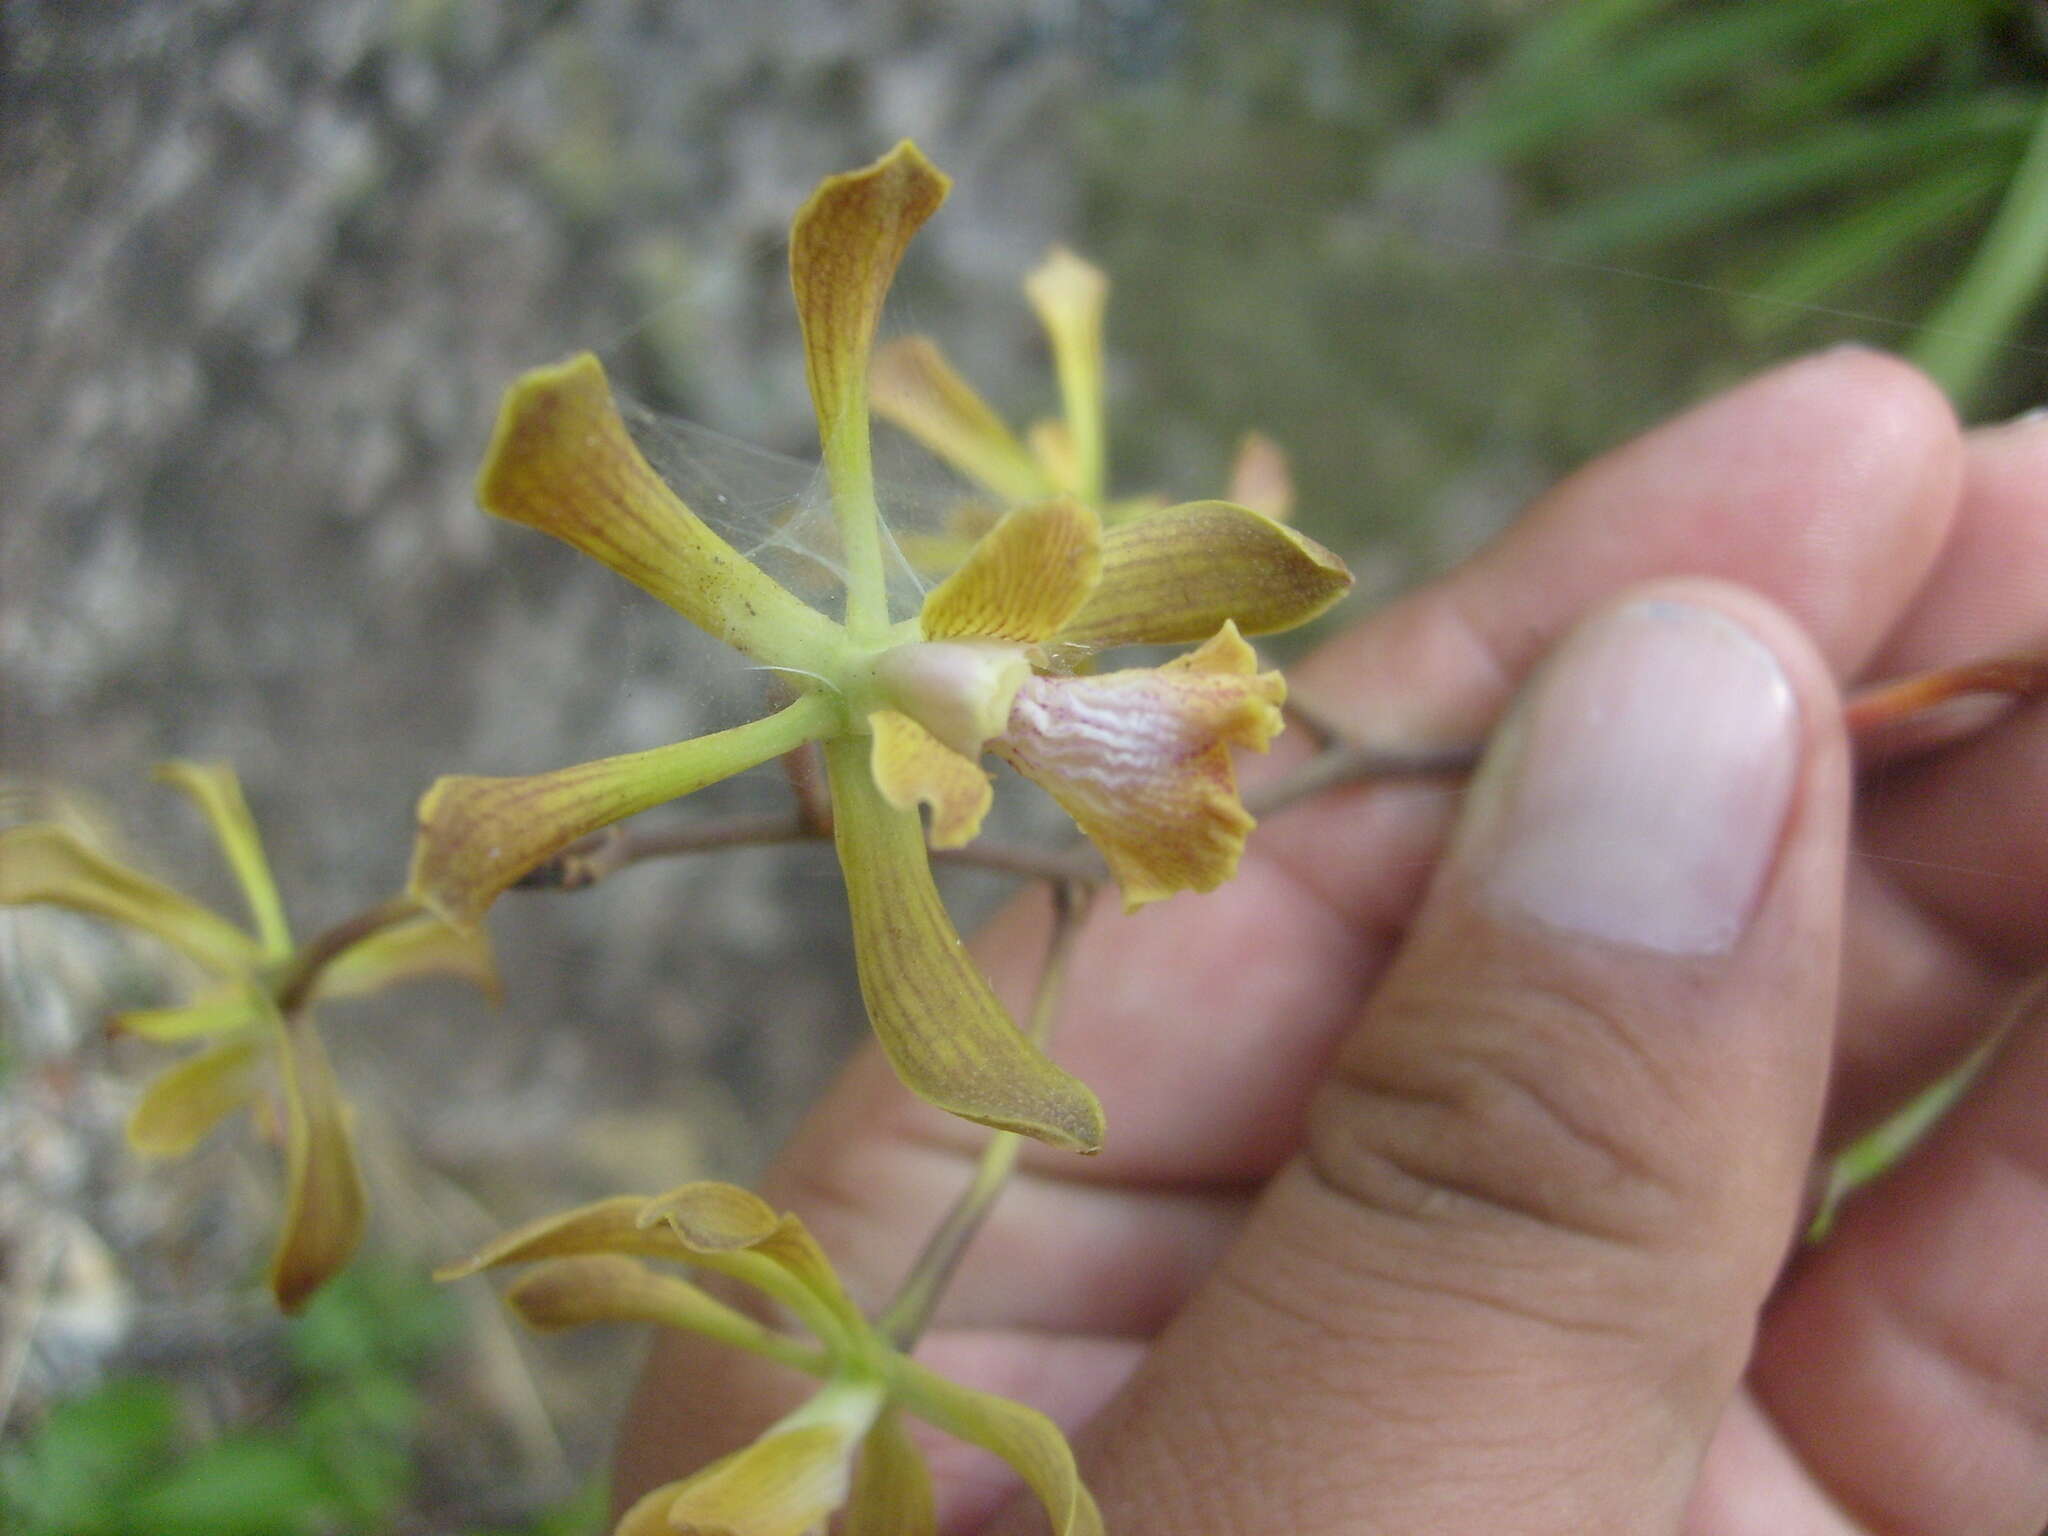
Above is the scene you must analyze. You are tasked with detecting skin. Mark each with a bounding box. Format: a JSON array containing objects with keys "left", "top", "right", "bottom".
[{"left": 614, "top": 349, "right": 2048, "bottom": 1534}]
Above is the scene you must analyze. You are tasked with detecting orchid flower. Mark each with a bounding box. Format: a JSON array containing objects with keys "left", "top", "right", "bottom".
[
  {"left": 0, "top": 762, "right": 496, "bottom": 1310},
  {"left": 407, "top": 141, "right": 1351, "bottom": 1154},
  {"left": 441, "top": 1181, "right": 1102, "bottom": 1536},
  {"left": 871, "top": 244, "right": 1298, "bottom": 537}
]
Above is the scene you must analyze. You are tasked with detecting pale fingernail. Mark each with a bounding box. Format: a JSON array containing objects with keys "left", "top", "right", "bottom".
[{"left": 1462, "top": 599, "right": 1798, "bottom": 956}]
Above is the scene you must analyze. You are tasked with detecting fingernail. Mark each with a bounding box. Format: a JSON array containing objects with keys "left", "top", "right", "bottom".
[
  {"left": 1463, "top": 599, "right": 1798, "bottom": 955},
  {"left": 1997, "top": 403, "right": 2048, "bottom": 431}
]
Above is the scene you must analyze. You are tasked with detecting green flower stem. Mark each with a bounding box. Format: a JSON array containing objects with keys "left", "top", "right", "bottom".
[
  {"left": 703, "top": 1247, "right": 863, "bottom": 1360},
  {"left": 825, "top": 422, "right": 892, "bottom": 641},
  {"left": 878, "top": 879, "right": 1092, "bottom": 1348},
  {"left": 1054, "top": 345, "right": 1105, "bottom": 507},
  {"left": 684, "top": 1297, "right": 835, "bottom": 1379},
  {"left": 1912, "top": 93, "right": 2048, "bottom": 411}
]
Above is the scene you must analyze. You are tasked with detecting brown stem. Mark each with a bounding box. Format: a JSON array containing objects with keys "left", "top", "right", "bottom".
[
  {"left": 273, "top": 894, "right": 424, "bottom": 1013},
  {"left": 506, "top": 651, "right": 2048, "bottom": 900}
]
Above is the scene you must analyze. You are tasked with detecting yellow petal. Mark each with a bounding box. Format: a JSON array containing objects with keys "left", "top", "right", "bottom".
[
  {"left": 0, "top": 824, "right": 261, "bottom": 977},
  {"left": 152, "top": 761, "right": 293, "bottom": 958},
  {"left": 791, "top": 141, "right": 950, "bottom": 480},
  {"left": 889, "top": 1357, "right": 1103, "bottom": 1536},
  {"left": 409, "top": 691, "right": 838, "bottom": 927},
  {"left": 125, "top": 1036, "right": 264, "bottom": 1158},
  {"left": 114, "top": 984, "right": 263, "bottom": 1042},
  {"left": 917, "top": 497, "right": 1101, "bottom": 644},
  {"left": 870, "top": 336, "right": 1050, "bottom": 504},
  {"left": 503, "top": 1255, "right": 827, "bottom": 1375},
  {"left": 658, "top": 1425, "right": 856, "bottom": 1536},
  {"left": 868, "top": 710, "right": 992, "bottom": 850},
  {"left": 1056, "top": 499, "right": 1352, "bottom": 651},
  {"left": 637, "top": 1182, "right": 864, "bottom": 1340},
  {"left": 823, "top": 736, "right": 1104, "bottom": 1152},
  {"left": 435, "top": 1194, "right": 689, "bottom": 1281},
  {"left": 843, "top": 1407, "right": 937, "bottom": 1536},
  {"left": 614, "top": 1478, "right": 697, "bottom": 1536},
  {"left": 267, "top": 1007, "right": 367, "bottom": 1313},
  {"left": 1023, "top": 248, "right": 1109, "bottom": 503},
  {"left": 307, "top": 913, "right": 501, "bottom": 1007},
  {"left": 476, "top": 353, "right": 836, "bottom": 666},
  {"left": 1225, "top": 430, "right": 1296, "bottom": 523},
  {"left": 994, "top": 623, "right": 1286, "bottom": 912}
]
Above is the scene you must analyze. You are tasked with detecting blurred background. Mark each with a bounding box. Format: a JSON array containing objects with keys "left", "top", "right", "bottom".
[{"left": 3, "top": 1, "right": 2045, "bottom": 1529}]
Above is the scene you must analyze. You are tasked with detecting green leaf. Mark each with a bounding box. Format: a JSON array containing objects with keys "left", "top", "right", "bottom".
[{"left": 0, "top": 1379, "right": 179, "bottom": 1535}]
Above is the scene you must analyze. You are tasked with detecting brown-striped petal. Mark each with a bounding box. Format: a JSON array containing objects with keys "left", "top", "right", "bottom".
[
  {"left": 994, "top": 623, "right": 1286, "bottom": 912},
  {"left": 868, "top": 710, "right": 993, "bottom": 849},
  {"left": 152, "top": 761, "right": 293, "bottom": 958},
  {"left": 267, "top": 1008, "right": 367, "bottom": 1313},
  {"left": 1056, "top": 499, "right": 1352, "bottom": 650},
  {"left": 791, "top": 142, "right": 950, "bottom": 477},
  {"left": 409, "top": 691, "right": 838, "bottom": 927},
  {"left": 125, "top": 1037, "right": 264, "bottom": 1158},
  {"left": 0, "top": 824, "right": 260, "bottom": 977},
  {"left": 824, "top": 735, "right": 1104, "bottom": 1152},
  {"left": 1023, "top": 248, "right": 1109, "bottom": 503},
  {"left": 477, "top": 353, "right": 837, "bottom": 666},
  {"left": 870, "top": 336, "right": 1050, "bottom": 504},
  {"left": 917, "top": 497, "right": 1101, "bottom": 644}
]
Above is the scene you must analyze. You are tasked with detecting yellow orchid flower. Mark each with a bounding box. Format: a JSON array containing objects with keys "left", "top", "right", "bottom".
[
  {"left": 871, "top": 244, "right": 1299, "bottom": 532},
  {"left": 440, "top": 1181, "right": 1102, "bottom": 1536},
  {"left": 0, "top": 761, "right": 496, "bottom": 1311},
  {"left": 407, "top": 141, "right": 1351, "bottom": 1155}
]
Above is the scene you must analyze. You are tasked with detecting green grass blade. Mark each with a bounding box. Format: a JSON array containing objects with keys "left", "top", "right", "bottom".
[
  {"left": 1408, "top": 0, "right": 1860, "bottom": 173},
  {"left": 1911, "top": 93, "right": 2048, "bottom": 410},
  {"left": 1755, "top": 0, "right": 2006, "bottom": 124},
  {"left": 1544, "top": 94, "right": 2035, "bottom": 255},
  {"left": 1736, "top": 159, "right": 2006, "bottom": 333}
]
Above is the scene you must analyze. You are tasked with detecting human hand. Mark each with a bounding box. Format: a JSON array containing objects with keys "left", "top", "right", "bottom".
[{"left": 616, "top": 349, "right": 2048, "bottom": 1534}]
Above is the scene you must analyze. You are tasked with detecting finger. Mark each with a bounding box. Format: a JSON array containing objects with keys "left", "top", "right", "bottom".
[
  {"left": 1828, "top": 415, "right": 2048, "bottom": 1133},
  {"left": 1027, "top": 586, "right": 1850, "bottom": 1534},
  {"left": 1753, "top": 985, "right": 2048, "bottom": 1535}
]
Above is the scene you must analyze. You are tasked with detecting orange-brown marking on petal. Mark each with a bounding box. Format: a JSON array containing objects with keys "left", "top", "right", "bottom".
[{"left": 995, "top": 623, "right": 1285, "bottom": 911}]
